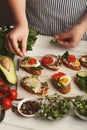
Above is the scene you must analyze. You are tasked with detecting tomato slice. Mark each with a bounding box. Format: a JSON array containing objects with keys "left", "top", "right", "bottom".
[
  {"left": 28, "top": 58, "right": 37, "bottom": 65},
  {"left": 52, "top": 72, "right": 65, "bottom": 80},
  {"left": 42, "top": 56, "right": 54, "bottom": 65},
  {"left": 68, "top": 55, "right": 76, "bottom": 62}
]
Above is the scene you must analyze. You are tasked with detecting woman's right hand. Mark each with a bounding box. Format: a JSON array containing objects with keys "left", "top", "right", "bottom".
[{"left": 5, "top": 23, "right": 29, "bottom": 57}]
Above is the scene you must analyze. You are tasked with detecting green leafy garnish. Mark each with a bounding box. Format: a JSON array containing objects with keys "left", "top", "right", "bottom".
[
  {"left": 50, "top": 38, "right": 58, "bottom": 44},
  {"left": 0, "top": 25, "right": 40, "bottom": 59},
  {"left": 62, "top": 51, "right": 69, "bottom": 59},
  {"left": 74, "top": 96, "right": 87, "bottom": 116},
  {"left": 77, "top": 77, "right": 87, "bottom": 92},
  {"left": 36, "top": 94, "right": 72, "bottom": 120}
]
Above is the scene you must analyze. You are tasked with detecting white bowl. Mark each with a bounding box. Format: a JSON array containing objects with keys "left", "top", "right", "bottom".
[{"left": 17, "top": 98, "right": 39, "bottom": 117}]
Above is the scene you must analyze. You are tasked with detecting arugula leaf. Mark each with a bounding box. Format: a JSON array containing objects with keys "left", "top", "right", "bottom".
[
  {"left": 62, "top": 51, "right": 69, "bottom": 59},
  {"left": 0, "top": 25, "right": 40, "bottom": 59}
]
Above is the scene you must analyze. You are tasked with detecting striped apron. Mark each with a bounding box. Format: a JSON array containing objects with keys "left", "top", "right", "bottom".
[{"left": 26, "top": 0, "right": 87, "bottom": 40}]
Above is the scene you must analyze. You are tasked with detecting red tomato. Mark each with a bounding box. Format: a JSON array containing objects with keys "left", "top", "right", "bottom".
[
  {"left": 42, "top": 56, "right": 54, "bottom": 65},
  {"left": 8, "top": 89, "right": 18, "bottom": 100},
  {"left": 2, "top": 98, "right": 12, "bottom": 110},
  {"left": 0, "top": 79, "right": 4, "bottom": 86},
  {"left": 28, "top": 58, "right": 37, "bottom": 65},
  {"left": 2, "top": 85, "right": 10, "bottom": 93},
  {"left": 68, "top": 55, "right": 76, "bottom": 62},
  {"left": 52, "top": 72, "right": 65, "bottom": 80},
  {"left": 0, "top": 92, "right": 4, "bottom": 99}
]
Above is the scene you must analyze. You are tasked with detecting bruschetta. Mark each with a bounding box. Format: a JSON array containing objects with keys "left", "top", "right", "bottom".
[
  {"left": 20, "top": 56, "right": 43, "bottom": 76},
  {"left": 79, "top": 55, "right": 87, "bottom": 68},
  {"left": 21, "top": 75, "right": 49, "bottom": 95},
  {"left": 41, "top": 54, "right": 62, "bottom": 71},
  {"left": 51, "top": 72, "right": 71, "bottom": 94},
  {"left": 75, "top": 71, "right": 87, "bottom": 92},
  {"left": 62, "top": 51, "right": 81, "bottom": 71}
]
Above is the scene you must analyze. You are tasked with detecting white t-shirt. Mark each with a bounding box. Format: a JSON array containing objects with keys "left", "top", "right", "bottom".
[{"left": 26, "top": 0, "right": 87, "bottom": 40}]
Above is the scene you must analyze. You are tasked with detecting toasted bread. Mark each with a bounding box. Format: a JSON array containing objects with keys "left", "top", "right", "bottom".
[
  {"left": 79, "top": 55, "right": 87, "bottom": 68},
  {"left": 51, "top": 72, "right": 71, "bottom": 94},
  {"left": 41, "top": 54, "right": 62, "bottom": 71},
  {"left": 21, "top": 75, "right": 48, "bottom": 95},
  {"left": 62, "top": 51, "right": 81, "bottom": 71},
  {"left": 20, "top": 56, "right": 43, "bottom": 76}
]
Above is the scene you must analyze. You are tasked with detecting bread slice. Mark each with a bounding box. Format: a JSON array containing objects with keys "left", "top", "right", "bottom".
[
  {"left": 21, "top": 75, "right": 48, "bottom": 95},
  {"left": 20, "top": 56, "right": 43, "bottom": 76},
  {"left": 41, "top": 54, "right": 62, "bottom": 71},
  {"left": 62, "top": 51, "right": 81, "bottom": 71},
  {"left": 51, "top": 72, "right": 71, "bottom": 94},
  {"left": 79, "top": 55, "right": 87, "bottom": 68}
]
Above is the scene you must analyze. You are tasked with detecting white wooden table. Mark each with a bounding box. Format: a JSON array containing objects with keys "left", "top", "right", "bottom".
[{"left": 0, "top": 35, "right": 87, "bottom": 130}]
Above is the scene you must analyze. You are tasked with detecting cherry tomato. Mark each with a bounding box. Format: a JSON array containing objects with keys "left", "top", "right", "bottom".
[
  {"left": 2, "top": 98, "right": 12, "bottom": 110},
  {"left": 28, "top": 58, "right": 37, "bottom": 65},
  {"left": 52, "top": 72, "right": 65, "bottom": 80},
  {"left": 68, "top": 55, "right": 76, "bottom": 62},
  {"left": 42, "top": 56, "right": 54, "bottom": 65},
  {"left": 0, "top": 92, "right": 4, "bottom": 99},
  {"left": 8, "top": 89, "right": 18, "bottom": 100},
  {"left": 0, "top": 79, "right": 4, "bottom": 86},
  {"left": 2, "top": 85, "right": 10, "bottom": 93}
]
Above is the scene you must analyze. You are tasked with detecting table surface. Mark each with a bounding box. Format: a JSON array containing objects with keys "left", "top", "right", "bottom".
[{"left": 0, "top": 35, "right": 87, "bottom": 130}]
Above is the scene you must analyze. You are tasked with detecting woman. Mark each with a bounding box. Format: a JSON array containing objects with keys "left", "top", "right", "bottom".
[{"left": 6, "top": 0, "right": 87, "bottom": 57}]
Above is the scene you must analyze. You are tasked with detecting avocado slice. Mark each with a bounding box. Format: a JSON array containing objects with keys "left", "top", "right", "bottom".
[{"left": 0, "top": 55, "right": 17, "bottom": 84}]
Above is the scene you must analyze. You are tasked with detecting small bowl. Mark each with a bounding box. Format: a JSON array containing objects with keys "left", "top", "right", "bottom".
[{"left": 17, "top": 98, "right": 40, "bottom": 117}]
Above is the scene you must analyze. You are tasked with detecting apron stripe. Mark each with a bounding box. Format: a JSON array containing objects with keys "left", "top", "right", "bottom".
[{"left": 26, "top": 0, "right": 87, "bottom": 40}]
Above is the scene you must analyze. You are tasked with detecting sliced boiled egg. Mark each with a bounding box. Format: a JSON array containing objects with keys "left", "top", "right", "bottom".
[
  {"left": 21, "top": 57, "right": 40, "bottom": 67},
  {"left": 59, "top": 75, "right": 71, "bottom": 86},
  {"left": 70, "top": 60, "right": 80, "bottom": 66}
]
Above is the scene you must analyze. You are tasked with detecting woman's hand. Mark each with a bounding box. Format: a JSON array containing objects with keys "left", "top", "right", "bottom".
[
  {"left": 54, "top": 24, "right": 85, "bottom": 48},
  {"left": 5, "top": 23, "right": 29, "bottom": 57}
]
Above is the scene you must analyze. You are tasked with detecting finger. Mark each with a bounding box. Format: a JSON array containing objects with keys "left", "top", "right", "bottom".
[
  {"left": 5, "top": 41, "right": 16, "bottom": 54},
  {"left": 21, "top": 39, "right": 27, "bottom": 55},
  {"left": 58, "top": 40, "right": 73, "bottom": 48},
  {"left": 58, "top": 33, "right": 70, "bottom": 40},
  {"left": 54, "top": 35, "right": 59, "bottom": 39},
  {"left": 8, "top": 38, "right": 24, "bottom": 57}
]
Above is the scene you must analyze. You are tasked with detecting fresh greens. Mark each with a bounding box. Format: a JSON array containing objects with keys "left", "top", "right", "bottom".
[
  {"left": 0, "top": 25, "right": 39, "bottom": 59},
  {"left": 76, "top": 71, "right": 87, "bottom": 92},
  {"left": 50, "top": 38, "right": 58, "bottom": 44},
  {"left": 36, "top": 94, "right": 72, "bottom": 120},
  {"left": 74, "top": 96, "right": 87, "bottom": 116}
]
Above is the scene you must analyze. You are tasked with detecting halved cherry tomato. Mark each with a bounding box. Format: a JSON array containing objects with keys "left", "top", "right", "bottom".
[
  {"left": 28, "top": 58, "right": 37, "bottom": 65},
  {"left": 0, "top": 79, "right": 4, "bottom": 86},
  {"left": 8, "top": 89, "right": 18, "bottom": 100},
  {"left": 2, "top": 98, "right": 12, "bottom": 110},
  {"left": 2, "top": 85, "right": 10, "bottom": 93},
  {"left": 68, "top": 55, "right": 76, "bottom": 62},
  {"left": 42, "top": 56, "right": 53, "bottom": 65},
  {"left": 52, "top": 72, "right": 65, "bottom": 80}
]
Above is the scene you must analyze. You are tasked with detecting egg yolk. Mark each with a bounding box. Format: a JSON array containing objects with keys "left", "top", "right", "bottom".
[
  {"left": 59, "top": 77, "right": 68, "bottom": 84},
  {"left": 73, "top": 61, "right": 80, "bottom": 66}
]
